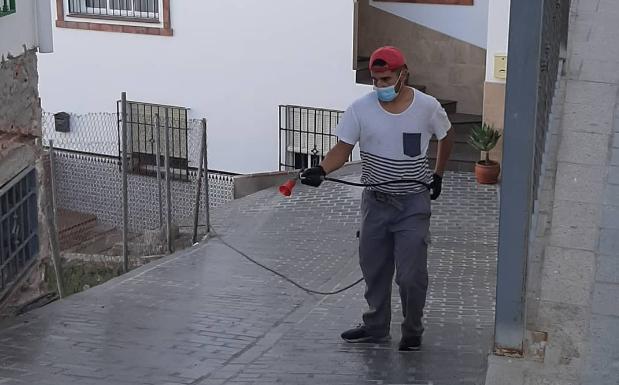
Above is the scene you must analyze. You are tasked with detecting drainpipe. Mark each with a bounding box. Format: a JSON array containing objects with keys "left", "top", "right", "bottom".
[{"left": 35, "top": 0, "right": 54, "bottom": 53}]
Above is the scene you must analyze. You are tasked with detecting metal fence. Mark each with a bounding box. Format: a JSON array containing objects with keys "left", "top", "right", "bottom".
[
  {"left": 40, "top": 93, "right": 236, "bottom": 236},
  {"left": 117, "top": 100, "right": 191, "bottom": 181},
  {"left": 278, "top": 105, "right": 351, "bottom": 170},
  {"left": 68, "top": 0, "right": 159, "bottom": 21},
  {"left": 494, "top": 0, "right": 571, "bottom": 354},
  {"left": 42, "top": 112, "right": 119, "bottom": 157},
  {"left": 0, "top": 167, "right": 39, "bottom": 300},
  {"left": 532, "top": 0, "right": 571, "bottom": 194}
]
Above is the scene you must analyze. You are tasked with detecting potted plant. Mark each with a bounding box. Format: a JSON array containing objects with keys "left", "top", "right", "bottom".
[{"left": 468, "top": 123, "right": 502, "bottom": 184}]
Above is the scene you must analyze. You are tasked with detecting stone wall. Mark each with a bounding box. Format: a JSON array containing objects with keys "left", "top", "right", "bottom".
[
  {"left": 0, "top": 49, "right": 48, "bottom": 304},
  {"left": 0, "top": 49, "right": 41, "bottom": 137}
]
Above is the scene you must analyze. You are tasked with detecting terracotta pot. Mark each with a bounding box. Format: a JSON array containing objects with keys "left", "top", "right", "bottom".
[{"left": 475, "top": 161, "right": 500, "bottom": 184}]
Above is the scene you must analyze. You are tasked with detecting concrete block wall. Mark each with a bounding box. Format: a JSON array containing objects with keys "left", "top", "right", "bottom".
[{"left": 52, "top": 151, "right": 234, "bottom": 232}]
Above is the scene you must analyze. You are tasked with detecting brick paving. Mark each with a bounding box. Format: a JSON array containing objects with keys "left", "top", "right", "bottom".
[{"left": 0, "top": 166, "right": 498, "bottom": 385}]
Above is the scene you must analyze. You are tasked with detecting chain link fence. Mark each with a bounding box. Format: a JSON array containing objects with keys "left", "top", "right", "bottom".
[
  {"left": 41, "top": 107, "right": 235, "bottom": 263},
  {"left": 42, "top": 112, "right": 119, "bottom": 156}
]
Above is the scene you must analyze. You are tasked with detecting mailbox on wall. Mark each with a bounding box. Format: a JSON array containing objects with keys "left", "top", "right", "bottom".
[{"left": 54, "top": 112, "right": 70, "bottom": 133}]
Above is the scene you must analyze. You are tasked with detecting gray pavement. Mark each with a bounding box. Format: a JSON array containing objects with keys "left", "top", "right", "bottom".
[{"left": 0, "top": 166, "right": 498, "bottom": 385}]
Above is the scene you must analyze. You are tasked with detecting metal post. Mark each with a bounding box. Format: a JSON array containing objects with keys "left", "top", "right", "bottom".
[
  {"left": 164, "top": 109, "right": 173, "bottom": 253},
  {"left": 47, "top": 140, "right": 65, "bottom": 299},
  {"left": 192, "top": 122, "right": 206, "bottom": 244},
  {"left": 202, "top": 119, "right": 210, "bottom": 234},
  {"left": 155, "top": 113, "right": 163, "bottom": 228},
  {"left": 121, "top": 92, "right": 129, "bottom": 273},
  {"left": 494, "top": 0, "right": 545, "bottom": 354}
]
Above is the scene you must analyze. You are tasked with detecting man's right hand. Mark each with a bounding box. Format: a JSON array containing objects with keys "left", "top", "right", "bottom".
[{"left": 300, "top": 166, "right": 326, "bottom": 187}]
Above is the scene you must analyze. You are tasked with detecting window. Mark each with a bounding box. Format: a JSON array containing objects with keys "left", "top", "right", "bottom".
[
  {"left": 68, "top": 0, "right": 159, "bottom": 21},
  {"left": 0, "top": 168, "right": 39, "bottom": 297},
  {"left": 57, "top": 0, "right": 172, "bottom": 36},
  {"left": 0, "top": 0, "right": 16, "bottom": 17}
]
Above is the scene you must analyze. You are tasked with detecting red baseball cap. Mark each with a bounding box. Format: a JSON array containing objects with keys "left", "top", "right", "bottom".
[{"left": 369, "top": 46, "right": 406, "bottom": 72}]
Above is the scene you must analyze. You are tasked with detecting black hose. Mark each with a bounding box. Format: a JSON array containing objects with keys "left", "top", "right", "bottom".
[
  {"left": 206, "top": 176, "right": 429, "bottom": 296},
  {"left": 323, "top": 176, "right": 430, "bottom": 190},
  {"left": 208, "top": 226, "right": 364, "bottom": 296}
]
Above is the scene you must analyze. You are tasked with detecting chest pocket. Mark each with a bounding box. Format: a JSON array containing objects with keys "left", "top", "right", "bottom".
[{"left": 403, "top": 133, "right": 421, "bottom": 158}]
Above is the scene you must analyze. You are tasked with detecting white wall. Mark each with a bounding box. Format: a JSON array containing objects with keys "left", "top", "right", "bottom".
[
  {"left": 369, "top": 0, "right": 489, "bottom": 49},
  {"left": 0, "top": 0, "right": 38, "bottom": 57},
  {"left": 38, "top": 0, "right": 370, "bottom": 174},
  {"left": 485, "top": 0, "right": 510, "bottom": 82}
]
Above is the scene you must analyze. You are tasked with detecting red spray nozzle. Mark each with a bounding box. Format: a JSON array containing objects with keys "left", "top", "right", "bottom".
[{"left": 279, "top": 179, "right": 297, "bottom": 196}]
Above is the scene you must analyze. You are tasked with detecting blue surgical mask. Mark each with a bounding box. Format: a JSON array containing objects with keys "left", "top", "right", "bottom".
[
  {"left": 375, "top": 85, "right": 398, "bottom": 102},
  {"left": 374, "top": 71, "right": 404, "bottom": 102}
]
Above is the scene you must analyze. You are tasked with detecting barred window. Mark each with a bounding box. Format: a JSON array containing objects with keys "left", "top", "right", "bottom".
[
  {"left": 0, "top": 168, "right": 39, "bottom": 297},
  {"left": 69, "top": 0, "right": 159, "bottom": 20},
  {"left": 0, "top": 0, "right": 16, "bottom": 17}
]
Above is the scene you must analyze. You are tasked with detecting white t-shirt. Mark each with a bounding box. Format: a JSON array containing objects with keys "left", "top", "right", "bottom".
[{"left": 336, "top": 87, "right": 451, "bottom": 195}]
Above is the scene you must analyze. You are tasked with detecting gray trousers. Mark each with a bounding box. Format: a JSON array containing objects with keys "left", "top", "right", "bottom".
[{"left": 359, "top": 189, "right": 431, "bottom": 339}]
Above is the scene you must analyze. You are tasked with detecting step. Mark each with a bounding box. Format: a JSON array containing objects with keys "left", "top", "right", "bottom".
[
  {"left": 448, "top": 113, "right": 482, "bottom": 125},
  {"left": 428, "top": 158, "right": 476, "bottom": 172},
  {"left": 64, "top": 224, "right": 118, "bottom": 255},
  {"left": 445, "top": 113, "right": 482, "bottom": 143},
  {"left": 57, "top": 208, "right": 97, "bottom": 234},
  {"left": 439, "top": 99, "right": 458, "bottom": 114},
  {"left": 427, "top": 141, "right": 478, "bottom": 173},
  {"left": 427, "top": 114, "right": 482, "bottom": 144},
  {"left": 427, "top": 141, "right": 479, "bottom": 163},
  {"left": 57, "top": 209, "right": 98, "bottom": 250}
]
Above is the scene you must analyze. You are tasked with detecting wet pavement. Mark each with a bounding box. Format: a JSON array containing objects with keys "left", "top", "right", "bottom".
[{"left": 0, "top": 165, "right": 498, "bottom": 385}]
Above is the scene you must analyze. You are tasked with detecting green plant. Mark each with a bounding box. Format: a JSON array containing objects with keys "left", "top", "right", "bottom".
[{"left": 468, "top": 123, "right": 501, "bottom": 164}]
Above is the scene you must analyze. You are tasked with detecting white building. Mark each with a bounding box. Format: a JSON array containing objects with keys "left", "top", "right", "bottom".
[
  {"left": 39, "top": 0, "right": 508, "bottom": 175},
  {"left": 0, "top": 0, "right": 53, "bottom": 58}
]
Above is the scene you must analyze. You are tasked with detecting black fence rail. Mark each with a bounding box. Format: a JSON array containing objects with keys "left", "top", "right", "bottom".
[
  {"left": 117, "top": 100, "right": 190, "bottom": 181},
  {"left": 279, "top": 105, "right": 351, "bottom": 171},
  {"left": 533, "top": 0, "right": 571, "bottom": 193},
  {"left": 0, "top": 168, "right": 39, "bottom": 300},
  {"left": 68, "top": 0, "right": 159, "bottom": 21}
]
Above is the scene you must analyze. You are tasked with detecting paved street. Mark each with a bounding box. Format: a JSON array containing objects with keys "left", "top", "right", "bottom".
[{"left": 0, "top": 165, "right": 498, "bottom": 385}]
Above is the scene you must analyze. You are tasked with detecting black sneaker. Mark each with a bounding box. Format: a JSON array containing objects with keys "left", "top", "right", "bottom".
[
  {"left": 341, "top": 324, "right": 390, "bottom": 343},
  {"left": 398, "top": 335, "right": 422, "bottom": 351}
]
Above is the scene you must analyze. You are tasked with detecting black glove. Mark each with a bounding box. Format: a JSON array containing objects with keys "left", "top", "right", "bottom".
[
  {"left": 430, "top": 173, "right": 442, "bottom": 200},
  {"left": 300, "top": 166, "right": 326, "bottom": 187}
]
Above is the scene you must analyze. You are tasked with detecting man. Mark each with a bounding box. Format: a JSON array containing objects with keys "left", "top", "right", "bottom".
[{"left": 300, "top": 46, "right": 454, "bottom": 351}]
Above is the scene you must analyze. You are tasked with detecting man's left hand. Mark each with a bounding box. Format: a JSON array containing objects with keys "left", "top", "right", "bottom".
[{"left": 430, "top": 173, "right": 442, "bottom": 200}]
